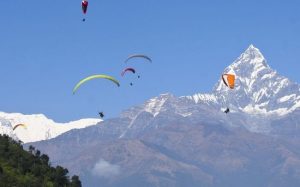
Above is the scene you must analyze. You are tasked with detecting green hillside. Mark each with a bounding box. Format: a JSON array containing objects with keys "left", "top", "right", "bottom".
[{"left": 0, "top": 134, "right": 81, "bottom": 187}]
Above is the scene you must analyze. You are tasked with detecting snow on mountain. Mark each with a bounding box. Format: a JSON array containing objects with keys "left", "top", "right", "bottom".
[
  {"left": 0, "top": 111, "right": 101, "bottom": 143},
  {"left": 186, "top": 93, "right": 218, "bottom": 104},
  {"left": 143, "top": 93, "right": 173, "bottom": 116}
]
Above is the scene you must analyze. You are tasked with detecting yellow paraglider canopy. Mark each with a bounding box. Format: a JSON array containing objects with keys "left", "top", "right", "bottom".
[
  {"left": 13, "top": 124, "right": 27, "bottom": 131},
  {"left": 73, "top": 74, "right": 120, "bottom": 94}
]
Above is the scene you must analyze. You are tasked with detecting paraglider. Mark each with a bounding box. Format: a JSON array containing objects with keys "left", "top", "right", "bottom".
[
  {"left": 125, "top": 54, "right": 152, "bottom": 63},
  {"left": 121, "top": 68, "right": 138, "bottom": 86},
  {"left": 224, "top": 108, "right": 230, "bottom": 114},
  {"left": 81, "top": 0, "right": 89, "bottom": 22},
  {"left": 221, "top": 73, "right": 236, "bottom": 113},
  {"left": 98, "top": 112, "right": 105, "bottom": 118},
  {"left": 121, "top": 68, "right": 136, "bottom": 77},
  {"left": 73, "top": 74, "right": 120, "bottom": 94},
  {"left": 13, "top": 124, "right": 27, "bottom": 131},
  {"left": 222, "top": 74, "right": 235, "bottom": 89},
  {"left": 124, "top": 54, "right": 151, "bottom": 83}
]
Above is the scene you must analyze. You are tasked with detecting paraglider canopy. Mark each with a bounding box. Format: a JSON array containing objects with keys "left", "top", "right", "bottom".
[
  {"left": 222, "top": 74, "right": 235, "bottom": 89},
  {"left": 73, "top": 74, "right": 120, "bottom": 94},
  {"left": 82, "top": 0, "right": 88, "bottom": 14},
  {"left": 121, "top": 67, "right": 136, "bottom": 77},
  {"left": 125, "top": 54, "right": 152, "bottom": 63},
  {"left": 13, "top": 124, "right": 27, "bottom": 131}
]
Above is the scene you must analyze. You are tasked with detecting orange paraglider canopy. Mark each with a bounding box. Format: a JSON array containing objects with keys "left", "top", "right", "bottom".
[{"left": 222, "top": 74, "right": 235, "bottom": 89}]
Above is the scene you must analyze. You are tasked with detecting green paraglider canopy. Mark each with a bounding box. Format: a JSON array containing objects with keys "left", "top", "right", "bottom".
[{"left": 73, "top": 74, "right": 120, "bottom": 94}]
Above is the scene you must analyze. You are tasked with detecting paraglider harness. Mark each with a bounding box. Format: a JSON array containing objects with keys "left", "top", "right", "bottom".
[{"left": 98, "top": 112, "right": 105, "bottom": 118}]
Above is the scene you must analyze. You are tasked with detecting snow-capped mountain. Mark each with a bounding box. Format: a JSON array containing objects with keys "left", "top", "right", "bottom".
[
  {"left": 0, "top": 111, "right": 101, "bottom": 143},
  {"left": 213, "top": 44, "right": 300, "bottom": 115},
  {"left": 191, "top": 45, "right": 300, "bottom": 116}
]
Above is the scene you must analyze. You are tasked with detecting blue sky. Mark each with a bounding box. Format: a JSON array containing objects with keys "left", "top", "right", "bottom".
[{"left": 1, "top": 0, "right": 300, "bottom": 122}]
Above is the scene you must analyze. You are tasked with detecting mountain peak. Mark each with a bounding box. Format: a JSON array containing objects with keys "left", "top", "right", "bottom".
[
  {"left": 209, "top": 45, "right": 300, "bottom": 116},
  {"left": 214, "top": 45, "right": 271, "bottom": 86},
  {"left": 242, "top": 44, "right": 265, "bottom": 62},
  {"left": 228, "top": 45, "right": 269, "bottom": 71},
  {"left": 246, "top": 44, "right": 259, "bottom": 52}
]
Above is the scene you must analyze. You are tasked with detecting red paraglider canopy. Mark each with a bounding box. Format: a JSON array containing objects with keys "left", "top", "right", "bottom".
[
  {"left": 82, "top": 0, "right": 88, "bottom": 14},
  {"left": 121, "top": 68, "right": 136, "bottom": 76}
]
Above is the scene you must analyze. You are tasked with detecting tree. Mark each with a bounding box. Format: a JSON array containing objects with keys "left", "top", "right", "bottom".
[
  {"left": 40, "top": 154, "right": 50, "bottom": 165},
  {"left": 70, "top": 175, "right": 82, "bottom": 187},
  {"left": 0, "top": 165, "right": 3, "bottom": 176},
  {"left": 29, "top": 145, "right": 35, "bottom": 154},
  {"left": 0, "top": 135, "right": 81, "bottom": 186},
  {"left": 54, "top": 166, "right": 70, "bottom": 186},
  {"left": 35, "top": 150, "right": 41, "bottom": 158}
]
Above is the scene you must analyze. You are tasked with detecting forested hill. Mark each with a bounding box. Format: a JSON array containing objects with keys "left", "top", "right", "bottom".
[{"left": 0, "top": 134, "right": 81, "bottom": 187}]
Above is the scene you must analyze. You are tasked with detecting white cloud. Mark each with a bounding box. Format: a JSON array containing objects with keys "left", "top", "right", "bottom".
[{"left": 92, "top": 159, "right": 121, "bottom": 178}]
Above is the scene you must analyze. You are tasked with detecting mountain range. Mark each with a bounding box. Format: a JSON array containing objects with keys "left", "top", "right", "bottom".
[
  {"left": 5, "top": 45, "right": 300, "bottom": 186},
  {"left": 0, "top": 112, "right": 101, "bottom": 143}
]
